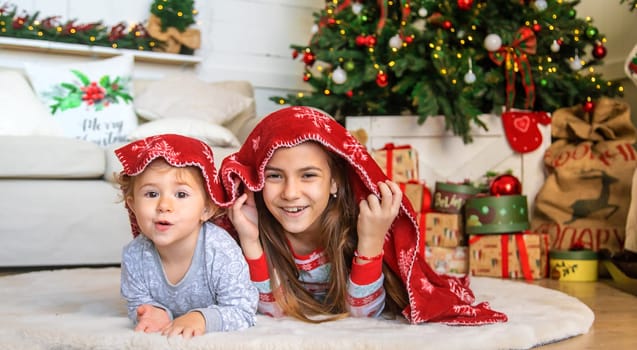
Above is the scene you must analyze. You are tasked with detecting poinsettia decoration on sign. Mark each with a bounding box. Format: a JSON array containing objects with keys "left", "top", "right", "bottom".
[{"left": 47, "top": 70, "right": 132, "bottom": 114}]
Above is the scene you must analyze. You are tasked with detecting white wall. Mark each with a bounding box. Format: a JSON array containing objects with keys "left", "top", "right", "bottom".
[{"left": 3, "top": 0, "right": 636, "bottom": 119}]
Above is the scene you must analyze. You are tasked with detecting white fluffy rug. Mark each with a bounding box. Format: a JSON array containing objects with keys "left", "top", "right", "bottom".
[{"left": 0, "top": 267, "right": 593, "bottom": 350}]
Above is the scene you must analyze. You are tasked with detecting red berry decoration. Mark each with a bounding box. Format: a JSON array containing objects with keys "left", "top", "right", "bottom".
[
  {"left": 583, "top": 100, "right": 595, "bottom": 113},
  {"left": 489, "top": 174, "right": 522, "bottom": 196},
  {"left": 457, "top": 0, "right": 474, "bottom": 11},
  {"left": 376, "top": 71, "right": 388, "bottom": 87},
  {"left": 592, "top": 44, "right": 607, "bottom": 59}
]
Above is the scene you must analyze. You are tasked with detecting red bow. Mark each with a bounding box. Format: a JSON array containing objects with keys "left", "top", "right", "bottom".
[{"left": 489, "top": 27, "right": 537, "bottom": 110}]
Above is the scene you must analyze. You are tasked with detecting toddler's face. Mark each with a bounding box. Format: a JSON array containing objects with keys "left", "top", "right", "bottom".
[{"left": 127, "top": 160, "right": 213, "bottom": 247}]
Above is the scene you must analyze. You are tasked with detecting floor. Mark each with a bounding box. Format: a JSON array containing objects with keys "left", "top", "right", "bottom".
[
  {"left": 532, "top": 278, "right": 637, "bottom": 349},
  {"left": 1, "top": 269, "right": 635, "bottom": 349}
]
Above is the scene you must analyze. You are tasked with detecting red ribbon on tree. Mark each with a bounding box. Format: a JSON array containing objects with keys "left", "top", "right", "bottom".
[{"left": 489, "top": 27, "right": 537, "bottom": 111}]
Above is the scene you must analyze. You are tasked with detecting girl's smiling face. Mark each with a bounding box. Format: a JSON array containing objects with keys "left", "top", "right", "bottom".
[{"left": 262, "top": 142, "right": 337, "bottom": 243}]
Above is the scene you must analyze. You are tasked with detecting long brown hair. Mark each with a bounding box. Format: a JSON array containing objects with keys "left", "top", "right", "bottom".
[{"left": 255, "top": 142, "right": 408, "bottom": 322}]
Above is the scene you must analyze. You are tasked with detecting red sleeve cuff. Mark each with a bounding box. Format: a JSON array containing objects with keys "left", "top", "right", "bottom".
[
  {"left": 245, "top": 253, "right": 270, "bottom": 282},
  {"left": 350, "top": 258, "right": 383, "bottom": 285}
]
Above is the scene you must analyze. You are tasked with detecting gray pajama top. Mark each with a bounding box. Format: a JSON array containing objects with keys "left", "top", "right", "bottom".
[{"left": 120, "top": 221, "right": 258, "bottom": 333}]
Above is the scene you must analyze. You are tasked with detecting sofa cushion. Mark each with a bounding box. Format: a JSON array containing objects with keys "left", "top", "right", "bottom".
[
  {"left": 0, "top": 70, "right": 64, "bottom": 136},
  {"left": 134, "top": 73, "right": 253, "bottom": 125},
  {"left": 128, "top": 118, "right": 240, "bottom": 148},
  {"left": 0, "top": 136, "right": 105, "bottom": 178},
  {"left": 24, "top": 55, "right": 138, "bottom": 148}
]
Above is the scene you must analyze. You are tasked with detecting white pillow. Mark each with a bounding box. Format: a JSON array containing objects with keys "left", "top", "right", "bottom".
[
  {"left": 24, "top": 55, "right": 137, "bottom": 147},
  {"left": 0, "top": 70, "right": 63, "bottom": 136},
  {"left": 134, "top": 73, "right": 253, "bottom": 125},
  {"left": 129, "top": 118, "right": 241, "bottom": 147}
]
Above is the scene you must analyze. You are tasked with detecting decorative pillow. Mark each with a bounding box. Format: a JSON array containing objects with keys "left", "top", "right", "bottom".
[
  {"left": 0, "top": 70, "right": 63, "bottom": 136},
  {"left": 128, "top": 118, "right": 241, "bottom": 147},
  {"left": 24, "top": 55, "right": 137, "bottom": 147},
  {"left": 134, "top": 73, "right": 253, "bottom": 125}
]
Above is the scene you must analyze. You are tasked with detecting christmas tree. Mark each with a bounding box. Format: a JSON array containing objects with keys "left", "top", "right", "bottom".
[
  {"left": 272, "top": 0, "right": 624, "bottom": 143},
  {"left": 150, "top": 0, "right": 197, "bottom": 32}
]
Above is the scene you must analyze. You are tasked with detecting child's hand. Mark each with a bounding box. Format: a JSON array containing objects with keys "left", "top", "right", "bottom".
[
  {"left": 161, "top": 311, "right": 206, "bottom": 338},
  {"left": 356, "top": 180, "right": 402, "bottom": 261},
  {"left": 134, "top": 304, "right": 170, "bottom": 333},
  {"left": 228, "top": 188, "right": 263, "bottom": 259}
]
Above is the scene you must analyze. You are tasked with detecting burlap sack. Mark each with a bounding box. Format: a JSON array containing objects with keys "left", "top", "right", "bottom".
[{"left": 531, "top": 98, "right": 637, "bottom": 253}]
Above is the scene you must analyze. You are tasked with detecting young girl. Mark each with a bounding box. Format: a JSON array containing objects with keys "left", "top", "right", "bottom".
[
  {"left": 219, "top": 106, "right": 507, "bottom": 325},
  {"left": 115, "top": 134, "right": 258, "bottom": 338}
]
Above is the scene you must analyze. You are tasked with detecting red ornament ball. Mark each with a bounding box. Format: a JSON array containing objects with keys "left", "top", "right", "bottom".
[
  {"left": 292, "top": 50, "right": 299, "bottom": 59},
  {"left": 345, "top": 90, "right": 354, "bottom": 98},
  {"left": 404, "top": 35, "right": 414, "bottom": 44},
  {"left": 376, "top": 72, "right": 388, "bottom": 87},
  {"left": 592, "top": 44, "right": 607, "bottom": 59},
  {"left": 355, "top": 35, "right": 367, "bottom": 46},
  {"left": 583, "top": 100, "right": 595, "bottom": 113},
  {"left": 366, "top": 35, "right": 377, "bottom": 47},
  {"left": 442, "top": 20, "right": 453, "bottom": 30},
  {"left": 489, "top": 174, "right": 522, "bottom": 196},
  {"left": 457, "top": 0, "right": 474, "bottom": 11},
  {"left": 532, "top": 23, "right": 542, "bottom": 32},
  {"left": 302, "top": 52, "right": 316, "bottom": 66}
]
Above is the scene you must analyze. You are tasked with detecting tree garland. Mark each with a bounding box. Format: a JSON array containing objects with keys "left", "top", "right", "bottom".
[{"left": 0, "top": 1, "right": 197, "bottom": 53}]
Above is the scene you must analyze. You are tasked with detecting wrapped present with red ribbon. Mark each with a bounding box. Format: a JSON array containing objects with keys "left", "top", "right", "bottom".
[
  {"left": 398, "top": 180, "right": 431, "bottom": 213},
  {"left": 425, "top": 246, "right": 469, "bottom": 275},
  {"left": 371, "top": 143, "right": 419, "bottom": 182},
  {"left": 420, "top": 212, "right": 465, "bottom": 248},
  {"left": 468, "top": 231, "right": 549, "bottom": 280}
]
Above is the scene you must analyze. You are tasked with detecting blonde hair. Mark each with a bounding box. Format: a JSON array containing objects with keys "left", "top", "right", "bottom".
[{"left": 255, "top": 143, "right": 408, "bottom": 323}]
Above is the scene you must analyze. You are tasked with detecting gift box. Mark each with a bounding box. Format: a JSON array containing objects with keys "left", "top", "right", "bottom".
[
  {"left": 433, "top": 182, "right": 479, "bottom": 214},
  {"left": 549, "top": 249, "right": 598, "bottom": 282},
  {"left": 399, "top": 180, "right": 431, "bottom": 213},
  {"left": 420, "top": 212, "right": 465, "bottom": 248},
  {"left": 465, "top": 195, "right": 529, "bottom": 234},
  {"left": 425, "top": 246, "right": 469, "bottom": 275},
  {"left": 468, "top": 232, "right": 549, "bottom": 280},
  {"left": 371, "top": 143, "right": 418, "bottom": 182}
]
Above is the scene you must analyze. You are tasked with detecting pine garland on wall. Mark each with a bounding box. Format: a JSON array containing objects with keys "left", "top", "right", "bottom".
[{"left": 0, "top": 1, "right": 198, "bottom": 54}]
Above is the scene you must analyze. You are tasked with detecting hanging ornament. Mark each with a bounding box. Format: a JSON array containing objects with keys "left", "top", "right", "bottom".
[
  {"left": 376, "top": 71, "right": 388, "bottom": 87},
  {"left": 568, "top": 9, "right": 576, "bottom": 19},
  {"left": 489, "top": 174, "right": 522, "bottom": 196},
  {"left": 389, "top": 34, "right": 403, "bottom": 49},
  {"left": 303, "top": 72, "right": 311, "bottom": 82},
  {"left": 366, "top": 35, "right": 377, "bottom": 47},
  {"left": 583, "top": 100, "right": 595, "bottom": 113},
  {"left": 352, "top": 2, "right": 363, "bottom": 15},
  {"left": 442, "top": 20, "right": 453, "bottom": 30},
  {"left": 464, "top": 58, "right": 476, "bottom": 84},
  {"left": 345, "top": 90, "right": 354, "bottom": 98},
  {"left": 585, "top": 26, "right": 598, "bottom": 39},
  {"left": 292, "top": 49, "right": 299, "bottom": 59},
  {"left": 457, "top": 0, "right": 474, "bottom": 11},
  {"left": 592, "top": 42, "right": 607, "bottom": 59},
  {"left": 303, "top": 51, "right": 316, "bottom": 66},
  {"left": 569, "top": 51, "right": 583, "bottom": 71},
  {"left": 311, "top": 24, "right": 319, "bottom": 35},
  {"left": 534, "top": 0, "right": 548, "bottom": 11},
  {"left": 502, "top": 110, "right": 551, "bottom": 153},
  {"left": 550, "top": 40, "right": 560, "bottom": 53},
  {"left": 355, "top": 35, "right": 367, "bottom": 46},
  {"left": 483, "top": 33, "right": 502, "bottom": 52},
  {"left": 418, "top": 8, "right": 428, "bottom": 17},
  {"left": 532, "top": 23, "right": 541, "bottom": 33},
  {"left": 344, "top": 61, "right": 356, "bottom": 71},
  {"left": 404, "top": 35, "right": 414, "bottom": 44},
  {"left": 331, "top": 66, "right": 347, "bottom": 85}
]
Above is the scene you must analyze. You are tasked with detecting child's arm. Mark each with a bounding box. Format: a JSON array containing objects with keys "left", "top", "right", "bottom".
[
  {"left": 245, "top": 253, "right": 286, "bottom": 318},
  {"left": 192, "top": 226, "right": 259, "bottom": 332},
  {"left": 161, "top": 311, "right": 206, "bottom": 338},
  {"left": 120, "top": 242, "right": 172, "bottom": 331},
  {"left": 347, "top": 259, "right": 386, "bottom": 317}
]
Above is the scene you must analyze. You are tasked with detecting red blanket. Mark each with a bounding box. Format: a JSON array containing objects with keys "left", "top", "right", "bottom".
[{"left": 219, "top": 106, "right": 507, "bottom": 325}]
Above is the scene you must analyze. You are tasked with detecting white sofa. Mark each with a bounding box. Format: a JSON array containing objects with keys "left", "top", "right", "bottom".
[{"left": 0, "top": 71, "right": 258, "bottom": 267}]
